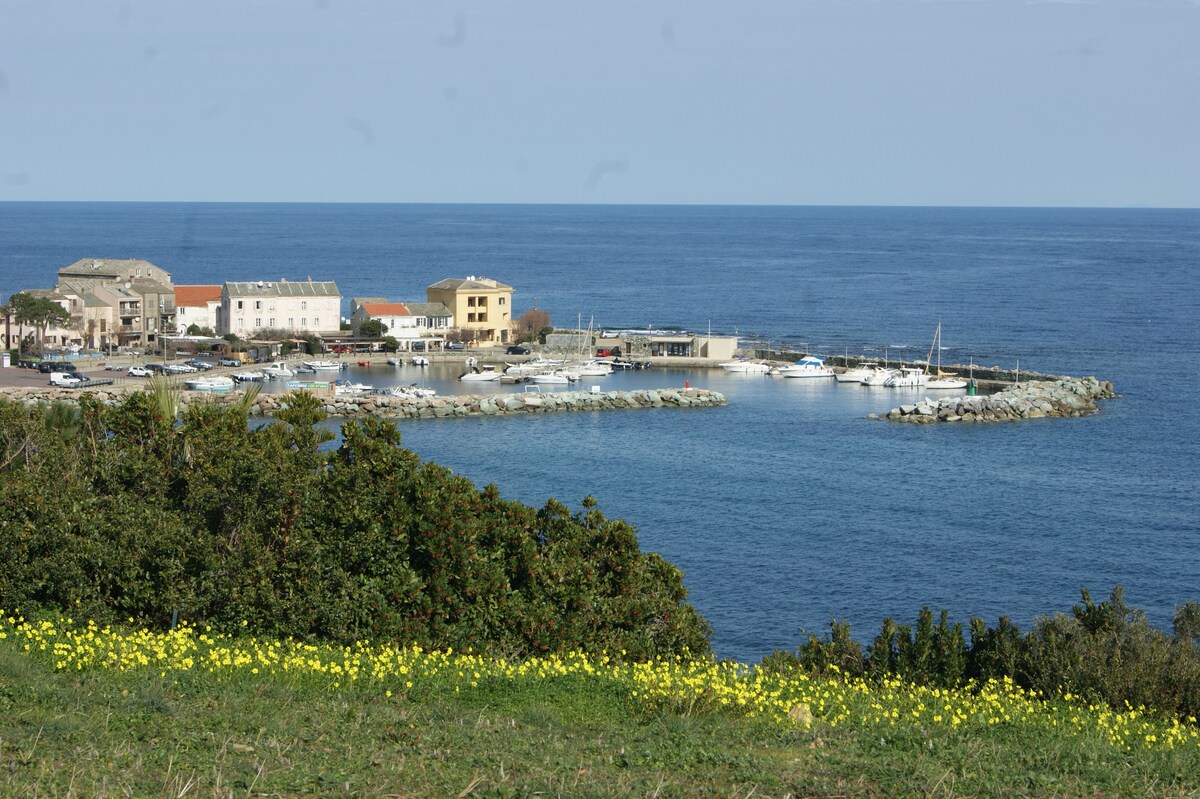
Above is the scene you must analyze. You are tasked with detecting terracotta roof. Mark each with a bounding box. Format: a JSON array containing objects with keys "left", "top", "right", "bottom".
[
  {"left": 175, "top": 285, "right": 223, "bottom": 307},
  {"left": 362, "top": 302, "right": 410, "bottom": 316}
]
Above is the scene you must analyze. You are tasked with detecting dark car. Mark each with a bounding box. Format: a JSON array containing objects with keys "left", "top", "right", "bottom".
[
  {"left": 186, "top": 359, "right": 214, "bottom": 371},
  {"left": 506, "top": 345, "right": 530, "bottom": 355},
  {"left": 38, "top": 361, "right": 77, "bottom": 373},
  {"left": 145, "top": 362, "right": 167, "bottom": 374}
]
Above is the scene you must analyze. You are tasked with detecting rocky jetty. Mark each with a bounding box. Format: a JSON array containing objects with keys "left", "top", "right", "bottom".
[
  {"left": 872, "top": 377, "right": 1115, "bottom": 424},
  {"left": 0, "top": 386, "right": 727, "bottom": 419}
]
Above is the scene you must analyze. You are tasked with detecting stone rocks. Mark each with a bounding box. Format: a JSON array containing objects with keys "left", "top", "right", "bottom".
[
  {"left": 0, "top": 385, "right": 728, "bottom": 421},
  {"left": 878, "top": 377, "right": 1115, "bottom": 424}
]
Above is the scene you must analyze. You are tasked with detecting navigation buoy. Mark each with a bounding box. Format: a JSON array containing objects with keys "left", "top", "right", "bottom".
[{"left": 685, "top": 380, "right": 690, "bottom": 388}]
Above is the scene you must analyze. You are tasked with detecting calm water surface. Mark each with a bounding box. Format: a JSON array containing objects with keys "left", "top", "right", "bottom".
[{"left": 2, "top": 202, "right": 1197, "bottom": 662}]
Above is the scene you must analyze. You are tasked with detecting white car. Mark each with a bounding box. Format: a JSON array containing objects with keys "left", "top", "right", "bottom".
[{"left": 127, "top": 365, "right": 152, "bottom": 377}]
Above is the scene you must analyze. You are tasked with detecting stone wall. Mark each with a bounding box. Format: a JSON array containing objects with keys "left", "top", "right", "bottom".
[
  {"left": 872, "top": 377, "right": 1115, "bottom": 424},
  {"left": 0, "top": 386, "right": 728, "bottom": 420}
]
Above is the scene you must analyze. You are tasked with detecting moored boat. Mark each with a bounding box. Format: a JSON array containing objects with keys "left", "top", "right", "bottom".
[{"left": 774, "top": 355, "right": 835, "bottom": 378}]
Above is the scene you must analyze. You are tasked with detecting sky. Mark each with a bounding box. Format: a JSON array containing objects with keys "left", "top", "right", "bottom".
[{"left": 0, "top": 0, "right": 1197, "bottom": 208}]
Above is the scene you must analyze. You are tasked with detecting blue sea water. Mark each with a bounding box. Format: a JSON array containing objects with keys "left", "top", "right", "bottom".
[{"left": 2, "top": 202, "right": 1198, "bottom": 662}]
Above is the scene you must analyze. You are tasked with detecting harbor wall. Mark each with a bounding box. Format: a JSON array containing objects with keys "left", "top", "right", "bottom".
[{"left": 872, "top": 377, "right": 1115, "bottom": 424}]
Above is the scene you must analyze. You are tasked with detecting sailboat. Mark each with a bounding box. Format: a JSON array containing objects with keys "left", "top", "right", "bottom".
[{"left": 925, "top": 323, "right": 968, "bottom": 390}]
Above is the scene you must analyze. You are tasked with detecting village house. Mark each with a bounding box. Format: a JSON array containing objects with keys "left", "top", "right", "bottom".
[
  {"left": 425, "top": 276, "right": 513, "bottom": 345},
  {"left": 174, "top": 285, "right": 223, "bottom": 334},
  {"left": 349, "top": 297, "right": 453, "bottom": 350},
  {"left": 220, "top": 279, "right": 340, "bottom": 337}
]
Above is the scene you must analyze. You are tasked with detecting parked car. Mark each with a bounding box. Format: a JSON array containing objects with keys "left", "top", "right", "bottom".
[
  {"left": 186, "top": 359, "right": 214, "bottom": 371},
  {"left": 49, "top": 372, "right": 83, "bottom": 387},
  {"left": 145, "top": 363, "right": 167, "bottom": 374},
  {"left": 38, "top": 361, "right": 77, "bottom": 373},
  {"left": 164, "top": 363, "right": 196, "bottom": 374},
  {"left": 506, "top": 345, "right": 530, "bottom": 355},
  {"left": 446, "top": 342, "right": 465, "bottom": 351},
  {"left": 127, "top": 365, "right": 152, "bottom": 377},
  {"left": 218, "top": 357, "right": 241, "bottom": 367}
]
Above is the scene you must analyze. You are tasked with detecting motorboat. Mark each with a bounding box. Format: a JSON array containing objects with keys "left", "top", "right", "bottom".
[
  {"left": 411, "top": 356, "right": 430, "bottom": 366},
  {"left": 773, "top": 355, "right": 835, "bottom": 378},
  {"left": 231, "top": 370, "right": 266, "bottom": 383},
  {"left": 505, "top": 358, "right": 562, "bottom": 376},
  {"left": 567, "top": 360, "right": 612, "bottom": 377},
  {"left": 835, "top": 362, "right": 881, "bottom": 383},
  {"left": 333, "top": 379, "right": 372, "bottom": 395},
  {"left": 884, "top": 367, "right": 929, "bottom": 388},
  {"left": 386, "top": 357, "right": 404, "bottom": 366},
  {"left": 530, "top": 370, "right": 578, "bottom": 385},
  {"left": 389, "top": 384, "right": 437, "bottom": 398},
  {"left": 185, "top": 375, "right": 235, "bottom": 392},
  {"left": 460, "top": 365, "right": 501, "bottom": 382},
  {"left": 261, "top": 361, "right": 294, "bottom": 378},
  {"left": 860, "top": 366, "right": 900, "bottom": 386},
  {"left": 303, "top": 360, "right": 343, "bottom": 371},
  {"left": 720, "top": 359, "right": 771, "bottom": 373}
]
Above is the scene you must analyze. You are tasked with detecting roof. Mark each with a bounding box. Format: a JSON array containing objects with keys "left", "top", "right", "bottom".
[
  {"left": 427, "top": 277, "right": 513, "bottom": 292},
  {"left": 58, "top": 258, "right": 161, "bottom": 277},
  {"left": 224, "top": 280, "right": 340, "bottom": 298},
  {"left": 403, "top": 302, "right": 452, "bottom": 317},
  {"left": 175, "top": 285, "right": 223, "bottom": 307},
  {"left": 362, "top": 302, "right": 410, "bottom": 317}
]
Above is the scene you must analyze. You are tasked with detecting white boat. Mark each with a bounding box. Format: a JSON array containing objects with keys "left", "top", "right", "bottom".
[
  {"left": 924, "top": 323, "right": 969, "bottom": 389},
  {"left": 333, "top": 379, "right": 372, "bottom": 395},
  {"left": 386, "top": 357, "right": 404, "bottom": 366},
  {"left": 460, "top": 365, "right": 501, "bottom": 382},
  {"left": 835, "top": 362, "right": 881, "bottom": 383},
  {"left": 389, "top": 384, "right": 437, "bottom": 398},
  {"left": 567, "top": 360, "right": 612, "bottom": 377},
  {"left": 303, "top": 360, "right": 343, "bottom": 371},
  {"left": 860, "top": 366, "right": 900, "bottom": 386},
  {"left": 262, "top": 361, "right": 294, "bottom": 378},
  {"left": 884, "top": 366, "right": 928, "bottom": 388},
  {"left": 411, "top": 356, "right": 430, "bottom": 366},
  {"left": 530, "top": 370, "right": 578, "bottom": 385},
  {"left": 774, "top": 355, "right": 835, "bottom": 378},
  {"left": 232, "top": 370, "right": 266, "bottom": 383},
  {"left": 720, "top": 359, "right": 771, "bottom": 373},
  {"left": 185, "top": 375, "right": 235, "bottom": 392}
]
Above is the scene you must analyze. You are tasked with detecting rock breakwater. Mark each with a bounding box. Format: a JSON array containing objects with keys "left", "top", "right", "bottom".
[
  {"left": 0, "top": 386, "right": 728, "bottom": 419},
  {"left": 872, "top": 377, "right": 1115, "bottom": 424}
]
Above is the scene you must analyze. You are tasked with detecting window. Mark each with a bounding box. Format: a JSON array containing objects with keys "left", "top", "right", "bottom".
[
  {"left": 236, "top": 300, "right": 244, "bottom": 310},
  {"left": 468, "top": 313, "right": 476, "bottom": 323},
  {"left": 478, "top": 313, "right": 488, "bottom": 322},
  {"left": 313, "top": 317, "right": 319, "bottom": 327},
  {"left": 255, "top": 300, "right": 262, "bottom": 310},
  {"left": 288, "top": 318, "right": 294, "bottom": 327},
  {"left": 255, "top": 318, "right": 262, "bottom": 328},
  {"left": 478, "top": 297, "right": 487, "bottom": 307},
  {"left": 499, "top": 297, "right": 506, "bottom": 305},
  {"left": 467, "top": 297, "right": 476, "bottom": 307},
  {"left": 269, "top": 318, "right": 275, "bottom": 327},
  {"left": 301, "top": 318, "right": 307, "bottom": 327},
  {"left": 301, "top": 301, "right": 307, "bottom": 310},
  {"left": 237, "top": 319, "right": 245, "bottom": 329}
]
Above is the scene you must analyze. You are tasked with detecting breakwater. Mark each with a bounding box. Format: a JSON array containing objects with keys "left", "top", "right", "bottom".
[
  {"left": 0, "top": 386, "right": 728, "bottom": 419},
  {"left": 871, "top": 377, "right": 1115, "bottom": 424}
]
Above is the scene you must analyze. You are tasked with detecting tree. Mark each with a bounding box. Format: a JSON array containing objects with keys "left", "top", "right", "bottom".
[
  {"left": 186, "top": 324, "right": 216, "bottom": 337},
  {"left": 9, "top": 292, "right": 70, "bottom": 355},
  {"left": 358, "top": 319, "right": 387, "bottom": 338},
  {"left": 444, "top": 327, "right": 472, "bottom": 345},
  {"left": 516, "top": 309, "right": 551, "bottom": 343}
]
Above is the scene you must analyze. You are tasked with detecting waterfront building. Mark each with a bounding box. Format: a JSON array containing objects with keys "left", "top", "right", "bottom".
[
  {"left": 220, "top": 279, "right": 340, "bottom": 338},
  {"left": 426, "top": 276, "right": 513, "bottom": 345},
  {"left": 350, "top": 297, "right": 454, "bottom": 350},
  {"left": 174, "top": 285, "right": 222, "bottom": 334},
  {"left": 52, "top": 258, "right": 177, "bottom": 350}
]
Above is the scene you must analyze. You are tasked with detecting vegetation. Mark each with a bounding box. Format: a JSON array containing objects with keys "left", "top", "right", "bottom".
[
  {"left": 5, "top": 291, "right": 70, "bottom": 354},
  {"left": 0, "top": 389, "right": 709, "bottom": 660},
  {"left": 2, "top": 613, "right": 1199, "bottom": 797},
  {"left": 516, "top": 308, "right": 552, "bottom": 343},
  {"left": 358, "top": 318, "right": 387, "bottom": 338},
  {"left": 765, "top": 588, "right": 1200, "bottom": 721}
]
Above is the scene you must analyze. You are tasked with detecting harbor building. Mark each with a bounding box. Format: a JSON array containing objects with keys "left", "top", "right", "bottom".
[
  {"left": 426, "top": 276, "right": 513, "bottom": 345},
  {"left": 220, "top": 279, "right": 340, "bottom": 337}
]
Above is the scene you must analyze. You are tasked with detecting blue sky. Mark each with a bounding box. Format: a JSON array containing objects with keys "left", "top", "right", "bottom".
[{"left": 1, "top": 0, "right": 1197, "bottom": 207}]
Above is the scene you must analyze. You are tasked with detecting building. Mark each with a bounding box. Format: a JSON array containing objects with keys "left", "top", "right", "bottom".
[
  {"left": 426, "top": 276, "right": 513, "bottom": 345},
  {"left": 349, "top": 298, "right": 454, "bottom": 350},
  {"left": 174, "top": 285, "right": 223, "bottom": 334},
  {"left": 53, "top": 258, "right": 176, "bottom": 350},
  {"left": 221, "top": 279, "right": 340, "bottom": 338}
]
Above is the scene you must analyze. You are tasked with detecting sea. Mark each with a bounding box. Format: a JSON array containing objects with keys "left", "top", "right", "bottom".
[{"left": 2, "top": 202, "right": 1198, "bottom": 663}]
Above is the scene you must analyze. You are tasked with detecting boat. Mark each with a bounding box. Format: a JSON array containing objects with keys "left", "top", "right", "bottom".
[
  {"left": 261, "top": 361, "right": 294, "bottom": 378},
  {"left": 567, "top": 359, "right": 612, "bottom": 377},
  {"left": 386, "top": 357, "right": 404, "bottom": 366},
  {"left": 460, "top": 365, "right": 501, "bottom": 382},
  {"left": 303, "top": 360, "right": 343, "bottom": 371},
  {"left": 720, "top": 358, "right": 771, "bottom": 373},
  {"left": 530, "top": 369, "right": 578, "bottom": 385},
  {"left": 835, "top": 362, "right": 881, "bottom": 383},
  {"left": 884, "top": 366, "right": 928, "bottom": 388},
  {"left": 924, "top": 323, "right": 969, "bottom": 389},
  {"left": 860, "top": 365, "right": 900, "bottom": 386},
  {"left": 185, "top": 375, "right": 235, "bottom": 392},
  {"left": 389, "top": 384, "right": 437, "bottom": 398},
  {"left": 773, "top": 355, "right": 835, "bottom": 378},
  {"left": 333, "top": 379, "right": 372, "bottom": 395},
  {"left": 411, "top": 356, "right": 430, "bottom": 366},
  {"left": 231, "top": 370, "right": 266, "bottom": 383}
]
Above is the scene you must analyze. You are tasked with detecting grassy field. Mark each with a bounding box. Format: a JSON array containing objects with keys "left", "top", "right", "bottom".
[{"left": 2, "top": 615, "right": 1199, "bottom": 798}]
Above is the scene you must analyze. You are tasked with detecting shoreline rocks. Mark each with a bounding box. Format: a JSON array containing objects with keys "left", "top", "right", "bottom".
[
  {"left": 872, "top": 377, "right": 1115, "bottom": 424},
  {"left": 0, "top": 385, "right": 728, "bottom": 419}
]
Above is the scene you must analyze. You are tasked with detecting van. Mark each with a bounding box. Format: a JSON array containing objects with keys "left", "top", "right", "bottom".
[{"left": 49, "top": 372, "right": 83, "bottom": 387}]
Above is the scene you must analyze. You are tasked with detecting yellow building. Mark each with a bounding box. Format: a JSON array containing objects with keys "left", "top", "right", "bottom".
[{"left": 426, "top": 276, "right": 513, "bottom": 345}]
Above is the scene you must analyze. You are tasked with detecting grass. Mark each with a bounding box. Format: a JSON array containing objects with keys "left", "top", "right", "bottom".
[{"left": 2, "top": 617, "right": 1199, "bottom": 797}]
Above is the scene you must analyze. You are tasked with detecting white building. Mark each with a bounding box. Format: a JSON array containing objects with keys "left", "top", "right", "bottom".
[
  {"left": 174, "top": 285, "right": 222, "bottom": 333},
  {"left": 221, "top": 279, "right": 340, "bottom": 337},
  {"left": 350, "top": 298, "right": 453, "bottom": 350}
]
